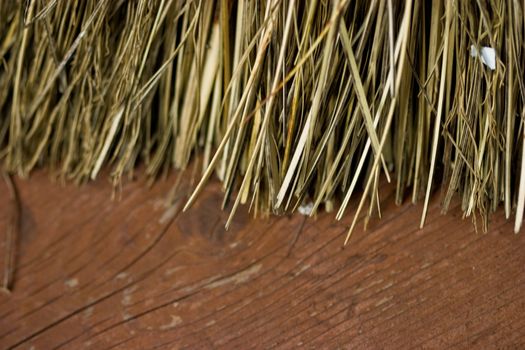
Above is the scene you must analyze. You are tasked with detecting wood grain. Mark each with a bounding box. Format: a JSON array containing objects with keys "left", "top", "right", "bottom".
[{"left": 0, "top": 170, "right": 524, "bottom": 349}]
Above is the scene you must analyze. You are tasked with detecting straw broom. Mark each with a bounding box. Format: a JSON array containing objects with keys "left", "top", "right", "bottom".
[{"left": 1, "top": 0, "right": 525, "bottom": 241}]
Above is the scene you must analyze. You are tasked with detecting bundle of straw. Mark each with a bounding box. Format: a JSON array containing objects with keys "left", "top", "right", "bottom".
[{"left": 1, "top": 0, "right": 524, "bottom": 240}]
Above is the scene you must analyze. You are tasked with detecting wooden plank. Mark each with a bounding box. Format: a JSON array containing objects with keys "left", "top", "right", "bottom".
[{"left": 0, "top": 170, "right": 524, "bottom": 349}]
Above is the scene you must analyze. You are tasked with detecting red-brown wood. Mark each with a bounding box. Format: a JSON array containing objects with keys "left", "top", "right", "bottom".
[{"left": 1, "top": 170, "right": 524, "bottom": 349}]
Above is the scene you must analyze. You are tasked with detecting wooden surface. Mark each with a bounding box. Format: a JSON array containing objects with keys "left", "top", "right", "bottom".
[{"left": 1, "top": 170, "right": 524, "bottom": 349}]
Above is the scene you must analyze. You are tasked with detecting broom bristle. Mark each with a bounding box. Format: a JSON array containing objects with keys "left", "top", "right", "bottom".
[{"left": 1, "top": 1, "right": 524, "bottom": 237}]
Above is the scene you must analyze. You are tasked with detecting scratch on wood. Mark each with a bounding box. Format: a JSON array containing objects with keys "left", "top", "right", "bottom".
[
  {"left": 205, "top": 264, "right": 262, "bottom": 290},
  {"left": 122, "top": 285, "right": 138, "bottom": 305},
  {"left": 83, "top": 306, "right": 94, "bottom": 319},
  {"left": 64, "top": 278, "right": 79, "bottom": 288},
  {"left": 294, "top": 264, "right": 311, "bottom": 276},
  {"left": 165, "top": 266, "right": 183, "bottom": 276},
  {"left": 159, "top": 205, "right": 178, "bottom": 225},
  {"left": 122, "top": 294, "right": 132, "bottom": 306},
  {"left": 159, "top": 315, "right": 182, "bottom": 330},
  {"left": 115, "top": 272, "right": 129, "bottom": 280},
  {"left": 375, "top": 296, "right": 393, "bottom": 307}
]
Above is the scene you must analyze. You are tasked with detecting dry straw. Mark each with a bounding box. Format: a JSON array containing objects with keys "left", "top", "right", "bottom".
[{"left": 1, "top": 0, "right": 525, "bottom": 241}]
